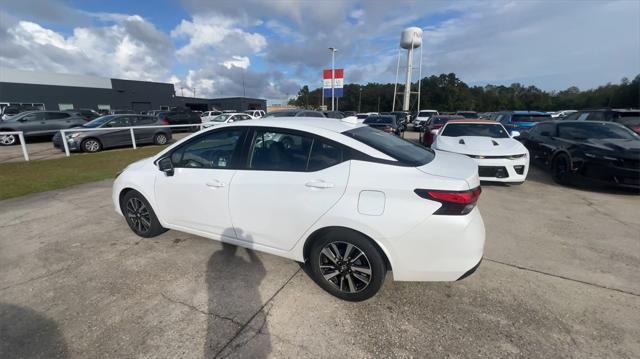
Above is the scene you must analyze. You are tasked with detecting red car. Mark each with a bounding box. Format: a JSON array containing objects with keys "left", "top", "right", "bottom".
[{"left": 421, "top": 115, "right": 465, "bottom": 146}]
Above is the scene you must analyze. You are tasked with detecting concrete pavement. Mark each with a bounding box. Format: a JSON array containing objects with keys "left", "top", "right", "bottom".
[{"left": 1, "top": 168, "right": 639, "bottom": 358}]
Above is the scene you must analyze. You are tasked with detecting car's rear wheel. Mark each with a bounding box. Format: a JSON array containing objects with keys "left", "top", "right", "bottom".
[
  {"left": 81, "top": 138, "right": 102, "bottom": 153},
  {"left": 0, "top": 134, "right": 17, "bottom": 146},
  {"left": 308, "top": 231, "right": 386, "bottom": 301},
  {"left": 552, "top": 153, "right": 572, "bottom": 185},
  {"left": 121, "top": 190, "right": 167, "bottom": 238},
  {"left": 153, "top": 133, "right": 168, "bottom": 145}
]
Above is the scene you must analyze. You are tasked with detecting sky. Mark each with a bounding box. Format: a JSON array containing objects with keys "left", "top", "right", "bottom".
[{"left": 1, "top": 0, "right": 639, "bottom": 103}]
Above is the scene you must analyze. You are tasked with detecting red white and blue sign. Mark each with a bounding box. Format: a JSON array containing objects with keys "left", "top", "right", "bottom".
[{"left": 323, "top": 69, "right": 344, "bottom": 98}]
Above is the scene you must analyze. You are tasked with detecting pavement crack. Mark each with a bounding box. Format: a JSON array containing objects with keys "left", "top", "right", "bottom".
[
  {"left": 160, "top": 292, "right": 244, "bottom": 327},
  {"left": 579, "top": 196, "right": 637, "bottom": 229},
  {"left": 0, "top": 265, "right": 70, "bottom": 292},
  {"left": 213, "top": 266, "right": 302, "bottom": 359},
  {"left": 485, "top": 258, "right": 639, "bottom": 297}
]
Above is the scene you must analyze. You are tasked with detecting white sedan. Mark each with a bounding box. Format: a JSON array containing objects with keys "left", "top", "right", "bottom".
[
  {"left": 113, "top": 118, "right": 485, "bottom": 301},
  {"left": 202, "top": 113, "right": 253, "bottom": 127},
  {"left": 432, "top": 120, "right": 530, "bottom": 183}
]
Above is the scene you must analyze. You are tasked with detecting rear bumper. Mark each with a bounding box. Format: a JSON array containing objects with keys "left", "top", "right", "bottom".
[{"left": 387, "top": 207, "right": 485, "bottom": 281}]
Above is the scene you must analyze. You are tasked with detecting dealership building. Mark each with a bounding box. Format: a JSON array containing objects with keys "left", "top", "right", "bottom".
[{"left": 0, "top": 67, "right": 266, "bottom": 113}]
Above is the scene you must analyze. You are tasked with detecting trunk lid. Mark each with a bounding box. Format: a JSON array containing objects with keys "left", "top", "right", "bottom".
[{"left": 416, "top": 150, "right": 479, "bottom": 188}]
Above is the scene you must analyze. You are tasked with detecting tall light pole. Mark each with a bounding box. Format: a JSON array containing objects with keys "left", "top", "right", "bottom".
[
  {"left": 358, "top": 87, "right": 362, "bottom": 112},
  {"left": 328, "top": 47, "right": 337, "bottom": 111}
]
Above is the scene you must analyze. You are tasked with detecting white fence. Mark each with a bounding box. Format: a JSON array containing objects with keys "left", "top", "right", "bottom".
[
  {"left": 0, "top": 131, "right": 29, "bottom": 161},
  {"left": 58, "top": 123, "right": 209, "bottom": 157},
  {"left": 1, "top": 123, "right": 214, "bottom": 162}
]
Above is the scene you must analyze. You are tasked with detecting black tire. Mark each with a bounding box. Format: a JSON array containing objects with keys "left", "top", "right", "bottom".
[
  {"left": 121, "top": 190, "right": 168, "bottom": 238},
  {"left": 308, "top": 229, "right": 386, "bottom": 302},
  {"left": 0, "top": 133, "right": 18, "bottom": 146},
  {"left": 552, "top": 153, "right": 572, "bottom": 185},
  {"left": 153, "top": 132, "right": 169, "bottom": 145},
  {"left": 81, "top": 138, "right": 102, "bottom": 153}
]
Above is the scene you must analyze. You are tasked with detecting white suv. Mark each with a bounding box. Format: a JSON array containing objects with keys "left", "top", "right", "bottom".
[{"left": 113, "top": 118, "right": 485, "bottom": 301}]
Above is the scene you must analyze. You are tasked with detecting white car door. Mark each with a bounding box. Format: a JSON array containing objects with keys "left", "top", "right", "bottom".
[
  {"left": 229, "top": 128, "right": 349, "bottom": 251},
  {"left": 155, "top": 127, "right": 247, "bottom": 237}
]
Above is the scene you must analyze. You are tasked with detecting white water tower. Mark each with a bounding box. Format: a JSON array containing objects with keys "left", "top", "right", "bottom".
[{"left": 393, "top": 27, "right": 423, "bottom": 112}]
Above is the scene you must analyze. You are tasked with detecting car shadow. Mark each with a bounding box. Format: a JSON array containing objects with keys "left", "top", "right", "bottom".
[
  {"left": 526, "top": 164, "right": 639, "bottom": 196},
  {"left": 203, "top": 228, "right": 270, "bottom": 359},
  {"left": 0, "top": 303, "right": 69, "bottom": 359}
]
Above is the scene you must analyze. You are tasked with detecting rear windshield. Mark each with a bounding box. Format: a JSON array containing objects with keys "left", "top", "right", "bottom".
[
  {"left": 458, "top": 112, "right": 479, "bottom": 119},
  {"left": 363, "top": 116, "right": 394, "bottom": 125},
  {"left": 343, "top": 126, "right": 435, "bottom": 166},
  {"left": 441, "top": 123, "right": 510, "bottom": 138},
  {"left": 512, "top": 114, "right": 551, "bottom": 122}
]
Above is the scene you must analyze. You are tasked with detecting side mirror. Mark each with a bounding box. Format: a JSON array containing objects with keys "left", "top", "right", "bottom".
[
  {"left": 158, "top": 157, "right": 174, "bottom": 176},
  {"left": 511, "top": 130, "right": 521, "bottom": 138}
]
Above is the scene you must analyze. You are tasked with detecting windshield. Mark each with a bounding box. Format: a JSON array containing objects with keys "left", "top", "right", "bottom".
[
  {"left": 614, "top": 112, "right": 640, "bottom": 127},
  {"left": 512, "top": 114, "right": 551, "bottom": 122},
  {"left": 83, "top": 115, "right": 115, "bottom": 128},
  {"left": 419, "top": 111, "right": 436, "bottom": 117},
  {"left": 211, "top": 114, "right": 232, "bottom": 122},
  {"left": 441, "top": 123, "right": 510, "bottom": 138},
  {"left": 558, "top": 123, "right": 638, "bottom": 140},
  {"left": 343, "top": 126, "right": 435, "bottom": 166}
]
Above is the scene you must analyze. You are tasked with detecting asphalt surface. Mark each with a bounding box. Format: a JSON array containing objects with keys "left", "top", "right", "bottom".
[{"left": 1, "top": 130, "right": 639, "bottom": 358}]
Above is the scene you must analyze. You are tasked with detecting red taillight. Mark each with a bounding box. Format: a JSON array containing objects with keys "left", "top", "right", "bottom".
[
  {"left": 161, "top": 117, "right": 170, "bottom": 125},
  {"left": 414, "top": 187, "right": 482, "bottom": 215},
  {"left": 433, "top": 124, "right": 443, "bottom": 129}
]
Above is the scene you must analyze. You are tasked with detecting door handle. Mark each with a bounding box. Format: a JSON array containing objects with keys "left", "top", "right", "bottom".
[
  {"left": 305, "top": 180, "right": 334, "bottom": 189},
  {"left": 205, "top": 180, "right": 225, "bottom": 188}
]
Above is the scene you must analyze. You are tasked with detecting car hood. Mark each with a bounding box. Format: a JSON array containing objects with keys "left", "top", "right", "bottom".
[
  {"left": 582, "top": 138, "right": 640, "bottom": 155},
  {"left": 435, "top": 136, "right": 527, "bottom": 156},
  {"left": 416, "top": 150, "right": 479, "bottom": 188}
]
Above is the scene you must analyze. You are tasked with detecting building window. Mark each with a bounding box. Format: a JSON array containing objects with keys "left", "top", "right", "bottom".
[{"left": 58, "top": 103, "right": 74, "bottom": 110}]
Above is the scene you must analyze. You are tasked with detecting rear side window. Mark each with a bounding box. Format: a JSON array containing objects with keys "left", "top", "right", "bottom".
[
  {"left": 308, "top": 139, "right": 342, "bottom": 171},
  {"left": 613, "top": 112, "right": 640, "bottom": 127},
  {"left": 343, "top": 126, "right": 435, "bottom": 166},
  {"left": 47, "top": 112, "right": 70, "bottom": 120},
  {"left": 249, "top": 130, "right": 313, "bottom": 171},
  {"left": 171, "top": 128, "right": 245, "bottom": 169},
  {"left": 134, "top": 116, "right": 155, "bottom": 125}
]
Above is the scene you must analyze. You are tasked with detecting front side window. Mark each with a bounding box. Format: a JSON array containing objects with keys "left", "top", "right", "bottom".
[
  {"left": 171, "top": 129, "right": 245, "bottom": 169},
  {"left": 105, "top": 117, "right": 131, "bottom": 127},
  {"left": 249, "top": 130, "right": 313, "bottom": 171},
  {"left": 441, "top": 123, "right": 510, "bottom": 138}
]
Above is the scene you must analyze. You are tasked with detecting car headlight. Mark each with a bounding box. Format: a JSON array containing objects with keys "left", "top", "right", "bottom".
[{"left": 66, "top": 133, "right": 81, "bottom": 139}]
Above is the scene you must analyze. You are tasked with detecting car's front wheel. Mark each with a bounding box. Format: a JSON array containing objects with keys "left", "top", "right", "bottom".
[
  {"left": 153, "top": 133, "right": 168, "bottom": 145},
  {"left": 121, "top": 190, "right": 168, "bottom": 238},
  {"left": 552, "top": 153, "right": 572, "bottom": 185},
  {"left": 81, "top": 138, "right": 102, "bottom": 153},
  {"left": 308, "top": 230, "right": 386, "bottom": 301}
]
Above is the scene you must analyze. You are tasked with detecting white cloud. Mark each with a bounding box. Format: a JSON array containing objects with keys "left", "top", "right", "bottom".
[{"left": 221, "top": 56, "right": 250, "bottom": 69}]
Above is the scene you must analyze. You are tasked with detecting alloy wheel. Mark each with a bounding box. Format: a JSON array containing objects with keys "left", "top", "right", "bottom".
[
  {"left": 155, "top": 134, "right": 167, "bottom": 145},
  {"left": 554, "top": 157, "right": 568, "bottom": 181},
  {"left": 84, "top": 140, "right": 100, "bottom": 152},
  {"left": 0, "top": 135, "right": 16, "bottom": 145},
  {"left": 318, "top": 241, "right": 372, "bottom": 293},
  {"left": 126, "top": 197, "right": 151, "bottom": 234}
]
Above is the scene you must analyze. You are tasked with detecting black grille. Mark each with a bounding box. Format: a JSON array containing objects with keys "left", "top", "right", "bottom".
[{"left": 478, "top": 166, "right": 509, "bottom": 178}]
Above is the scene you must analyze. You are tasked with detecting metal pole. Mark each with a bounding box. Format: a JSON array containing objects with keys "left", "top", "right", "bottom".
[
  {"left": 321, "top": 79, "right": 324, "bottom": 108},
  {"left": 130, "top": 128, "right": 137, "bottom": 149},
  {"left": 18, "top": 132, "right": 29, "bottom": 161},
  {"left": 358, "top": 88, "right": 362, "bottom": 112},
  {"left": 392, "top": 48, "right": 401, "bottom": 112},
  {"left": 61, "top": 130, "right": 70, "bottom": 157},
  {"left": 403, "top": 36, "right": 415, "bottom": 111},
  {"left": 331, "top": 49, "right": 335, "bottom": 111},
  {"left": 336, "top": 97, "right": 339, "bottom": 111},
  {"left": 417, "top": 43, "right": 423, "bottom": 113}
]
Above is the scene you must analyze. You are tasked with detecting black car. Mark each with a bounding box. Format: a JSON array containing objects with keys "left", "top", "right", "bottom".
[
  {"left": 264, "top": 109, "right": 326, "bottom": 118},
  {"left": 519, "top": 121, "right": 640, "bottom": 189},
  {"left": 156, "top": 109, "right": 202, "bottom": 130},
  {"left": 0, "top": 111, "right": 87, "bottom": 146},
  {"left": 363, "top": 115, "right": 402, "bottom": 136},
  {"left": 52, "top": 115, "right": 172, "bottom": 153},
  {"left": 562, "top": 109, "right": 640, "bottom": 135}
]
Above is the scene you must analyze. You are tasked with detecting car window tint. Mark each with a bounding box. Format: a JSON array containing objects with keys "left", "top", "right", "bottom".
[
  {"left": 172, "top": 129, "right": 244, "bottom": 169},
  {"left": 308, "top": 139, "right": 343, "bottom": 171},
  {"left": 563, "top": 113, "right": 580, "bottom": 121},
  {"left": 534, "top": 123, "right": 554, "bottom": 136},
  {"left": 302, "top": 111, "right": 324, "bottom": 117},
  {"left": 586, "top": 112, "right": 606, "bottom": 122},
  {"left": 134, "top": 116, "right": 155, "bottom": 125},
  {"left": 249, "top": 130, "right": 313, "bottom": 171},
  {"left": 441, "top": 124, "right": 509, "bottom": 138},
  {"left": 106, "top": 117, "right": 131, "bottom": 127},
  {"left": 343, "top": 126, "right": 435, "bottom": 166},
  {"left": 47, "top": 112, "right": 70, "bottom": 120},
  {"left": 558, "top": 123, "right": 636, "bottom": 140},
  {"left": 576, "top": 113, "right": 590, "bottom": 121}
]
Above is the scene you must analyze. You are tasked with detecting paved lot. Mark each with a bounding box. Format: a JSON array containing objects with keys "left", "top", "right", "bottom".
[
  {"left": 0, "top": 132, "right": 192, "bottom": 163},
  {"left": 1, "top": 163, "right": 639, "bottom": 358}
]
